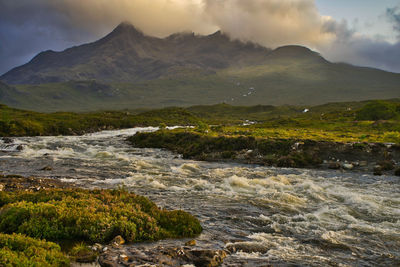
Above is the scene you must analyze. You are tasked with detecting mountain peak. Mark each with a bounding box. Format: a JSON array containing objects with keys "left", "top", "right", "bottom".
[
  {"left": 268, "top": 45, "right": 323, "bottom": 60},
  {"left": 111, "top": 22, "right": 144, "bottom": 37},
  {"left": 208, "top": 30, "right": 229, "bottom": 40}
]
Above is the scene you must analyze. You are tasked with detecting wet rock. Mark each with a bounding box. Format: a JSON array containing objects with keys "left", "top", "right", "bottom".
[
  {"left": 91, "top": 243, "right": 103, "bottom": 252},
  {"left": 226, "top": 242, "right": 269, "bottom": 254},
  {"left": 185, "top": 249, "right": 227, "bottom": 267},
  {"left": 119, "top": 254, "right": 129, "bottom": 262},
  {"left": 111, "top": 235, "right": 125, "bottom": 246},
  {"left": 328, "top": 162, "right": 341, "bottom": 170},
  {"left": 342, "top": 163, "right": 354, "bottom": 170},
  {"left": 16, "top": 145, "right": 24, "bottom": 151},
  {"left": 99, "top": 245, "right": 227, "bottom": 267},
  {"left": 373, "top": 165, "right": 383, "bottom": 176},
  {"left": 185, "top": 240, "right": 196, "bottom": 246},
  {"left": 0, "top": 175, "right": 72, "bottom": 192},
  {"left": 377, "top": 160, "right": 395, "bottom": 171},
  {"left": 40, "top": 166, "right": 53, "bottom": 171},
  {"left": 74, "top": 250, "right": 98, "bottom": 263},
  {"left": 2, "top": 137, "right": 13, "bottom": 144},
  {"left": 359, "top": 161, "right": 368, "bottom": 167},
  {"left": 99, "top": 257, "right": 119, "bottom": 267},
  {"left": 395, "top": 168, "right": 400, "bottom": 176}
]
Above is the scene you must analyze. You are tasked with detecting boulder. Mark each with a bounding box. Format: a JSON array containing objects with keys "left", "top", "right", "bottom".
[
  {"left": 2, "top": 137, "right": 13, "bottom": 144},
  {"left": 185, "top": 240, "right": 196, "bottom": 246},
  {"left": 328, "top": 162, "right": 341, "bottom": 170},
  {"left": 373, "top": 165, "right": 383, "bottom": 176},
  {"left": 40, "top": 166, "right": 53, "bottom": 171}
]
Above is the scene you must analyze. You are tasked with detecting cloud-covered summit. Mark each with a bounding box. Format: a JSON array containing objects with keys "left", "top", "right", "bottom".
[{"left": 0, "top": 0, "right": 399, "bottom": 74}]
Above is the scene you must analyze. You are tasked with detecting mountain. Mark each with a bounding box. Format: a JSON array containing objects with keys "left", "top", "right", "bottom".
[
  {"left": 1, "top": 22, "right": 271, "bottom": 84},
  {"left": 0, "top": 22, "right": 400, "bottom": 112}
]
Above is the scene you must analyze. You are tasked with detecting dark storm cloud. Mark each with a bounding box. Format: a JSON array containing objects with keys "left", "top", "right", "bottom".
[{"left": 0, "top": 0, "right": 104, "bottom": 74}]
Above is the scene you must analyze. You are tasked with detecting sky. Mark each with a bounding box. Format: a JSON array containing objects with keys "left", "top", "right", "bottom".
[{"left": 0, "top": 0, "right": 400, "bottom": 75}]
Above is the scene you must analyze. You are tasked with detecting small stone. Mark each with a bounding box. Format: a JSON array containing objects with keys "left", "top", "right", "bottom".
[
  {"left": 16, "top": 145, "right": 23, "bottom": 151},
  {"left": 40, "top": 166, "right": 53, "bottom": 171},
  {"left": 111, "top": 235, "right": 125, "bottom": 246},
  {"left": 185, "top": 240, "right": 196, "bottom": 246}
]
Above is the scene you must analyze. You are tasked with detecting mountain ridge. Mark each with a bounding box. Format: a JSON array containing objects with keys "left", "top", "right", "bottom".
[
  {"left": 1, "top": 22, "right": 275, "bottom": 84},
  {"left": 0, "top": 22, "right": 399, "bottom": 112}
]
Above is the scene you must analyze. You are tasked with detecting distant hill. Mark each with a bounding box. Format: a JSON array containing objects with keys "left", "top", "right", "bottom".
[{"left": 0, "top": 22, "right": 399, "bottom": 112}]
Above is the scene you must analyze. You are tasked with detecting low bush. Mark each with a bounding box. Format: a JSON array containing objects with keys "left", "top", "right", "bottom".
[
  {"left": 356, "top": 101, "right": 398, "bottom": 121},
  {"left": 0, "top": 189, "right": 202, "bottom": 244},
  {"left": 0, "top": 233, "right": 69, "bottom": 267}
]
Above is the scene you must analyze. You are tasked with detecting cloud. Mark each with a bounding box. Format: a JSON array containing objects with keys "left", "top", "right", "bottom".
[
  {"left": 0, "top": 0, "right": 399, "bottom": 75},
  {"left": 316, "top": 5, "right": 400, "bottom": 73},
  {"left": 386, "top": 6, "right": 400, "bottom": 39},
  {"left": 202, "top": 0, "right": 336, "bottom": 48}
]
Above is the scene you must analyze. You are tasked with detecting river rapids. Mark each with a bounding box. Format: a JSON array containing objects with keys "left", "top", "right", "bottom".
[{"left": 0, "top": 128, "right": 399, "bottom": 266}]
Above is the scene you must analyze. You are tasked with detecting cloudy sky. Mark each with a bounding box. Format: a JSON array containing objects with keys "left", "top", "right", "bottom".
[{"left": 1, "top": 0, "right": 400, "bottom": 75}]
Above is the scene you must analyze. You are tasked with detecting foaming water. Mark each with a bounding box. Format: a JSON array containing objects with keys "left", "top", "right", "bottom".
[{"left": 0, "top": 128, "right": 399, "bottom": 266}]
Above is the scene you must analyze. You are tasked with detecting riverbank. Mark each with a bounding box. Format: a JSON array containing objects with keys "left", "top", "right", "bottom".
[
  {"left": 0, "top": 104, "right": 199, "bottom": 137},
  {"left": 129, "top": 130, "right": 400, "bottom": 176},
  {"left": 0, "top": 175, "right": 205, "bottom": 266}
]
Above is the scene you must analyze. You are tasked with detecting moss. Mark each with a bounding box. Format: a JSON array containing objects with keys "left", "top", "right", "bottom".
[
  {"left": 0, "top": 189, "right": 202, "bottom": 244},
  {"left": 0, "top": 233, "right": 69, "bottom": 267}
]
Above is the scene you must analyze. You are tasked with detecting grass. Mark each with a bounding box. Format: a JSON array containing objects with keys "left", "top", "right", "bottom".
[
  {"left": 1, "top": 99, "right": 400, "bottom": 142},
  {"left": 0, "top": 104, "right": 200, "bottom": 136}
]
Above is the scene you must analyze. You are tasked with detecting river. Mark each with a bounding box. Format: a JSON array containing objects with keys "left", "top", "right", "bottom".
[{"left": 0, "top": 127, "right": 399, "bottom": 266}]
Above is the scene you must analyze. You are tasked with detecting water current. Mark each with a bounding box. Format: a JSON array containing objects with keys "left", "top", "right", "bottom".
[{"left": 0, "top": 127, "right": 399, "bottom": 266}]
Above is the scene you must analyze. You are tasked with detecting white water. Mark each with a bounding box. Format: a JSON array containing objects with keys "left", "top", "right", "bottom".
[{"left": 1, "top": 128, "right": 399, "bottom": 266}]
